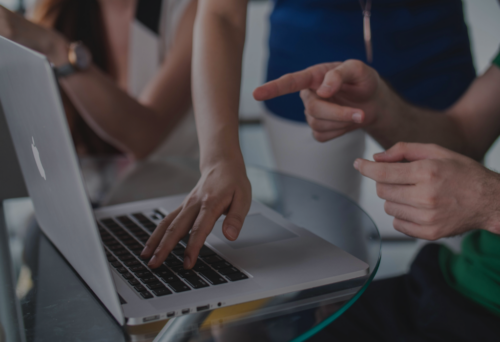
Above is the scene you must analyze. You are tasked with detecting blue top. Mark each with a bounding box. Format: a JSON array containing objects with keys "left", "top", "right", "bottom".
[{"left": 265, "top": 0, "right": 476, "bottom": 122}]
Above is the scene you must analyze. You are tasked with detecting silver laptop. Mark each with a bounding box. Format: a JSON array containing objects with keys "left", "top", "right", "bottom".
[{"left": 0, "top": 36, "right": 368, "bottom": 326}]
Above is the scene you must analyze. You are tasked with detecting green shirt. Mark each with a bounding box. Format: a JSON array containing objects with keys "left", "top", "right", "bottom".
[{"left": 439, "top": 51, "right": 500, "bottom": 318}]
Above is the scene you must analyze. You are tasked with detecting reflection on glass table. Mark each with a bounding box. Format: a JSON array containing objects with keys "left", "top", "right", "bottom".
[{"left": 2, "top": 157, "right": 380, "bottom": 342}]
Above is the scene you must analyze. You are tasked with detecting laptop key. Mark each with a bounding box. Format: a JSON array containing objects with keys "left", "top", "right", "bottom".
[
  {"left": 110, "top": 261, "right": 122, "bottom": 268},
  {"left": 202, "top": 255, "right": 223, "bottom": 264},
  {"left": 198, "top": 270, "right": 227, "bottom": 285},
  {"left": 128, "top": 278, "right": 140, "bottom": 286},
  {"left": 160, "top": 273, "right": 181, "bottom": 284},
  {"left": 116, "top": 267, "right": 128, "bottom": 274},
  {"left": 134, "top": 285, "right": 146, "bottom": 292},
  {"left": 122, "top": 272, "right": 134, "bottom": 279},
  {"left": 146, "top": 282, "right": 166, "bottom": 290},
  {"left": 129, "top": 266, "right": 147, "bottom": 273},
  {"left": 124, "top": 260, "right": 140, "bottom": 267},
  {"left": 168, "top": 282, "right": 191, "bottom": 293},
  {"left": 165, "top": 259, "right": 183, "bottom": 267},
  {"left": 217, "top": 267, "right": 239, "bottom": 276},
  {"left": 151, "top": 265, "right": 169, "bottom": 273},
  {"left": 139, "top": 291, "right": 153, "bottom": 299},
  {"left": 154, "top": 270, "right": 173, "bottom": 279},
  {"left": 152, "top": 288, "right": 172, "bottom": 297},
  {"left": 183, "top": 276, "right": 209, "bottom": 289},
  {"left": 199, "top": 246, "right": 216, "bottom": 257},
  {"left": 193, "top": 261, "right": 210, "bottom": 272},
  {"left": 176, "top": 269, "right": 196, "bottom": 278},
  {"left": 141, "top": 276, "right": 159, "bottom": 284},
  {"left": 211, "top": 261, "right": 233, "bottom": 270},
  {"left": 225, "top": 272, "right": 248, "bottom": 281},
  {"left": 135, "top": 271, "right": 154, "bottom": 279},
  {"left": 117, "top": 254, "right": 135, "bottom": 261},
  {"left": 130, "top": 248, "right": 144, "bottom": 255}
]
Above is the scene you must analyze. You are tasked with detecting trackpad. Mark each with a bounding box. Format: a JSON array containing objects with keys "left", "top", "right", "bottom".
[{"left": 212, "top": 214, "right": 297, "bottom": 249}]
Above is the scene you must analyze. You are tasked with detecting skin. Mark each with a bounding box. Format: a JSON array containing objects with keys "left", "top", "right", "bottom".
[
  {"left": 142, "top": 0, "right": 252, "bottom": 269},
  {"left": 254, "top": 60, "right": 500, "bottom": 238},
  {"left": 0, "top": 1, "right": 197, "bottom": 159}
]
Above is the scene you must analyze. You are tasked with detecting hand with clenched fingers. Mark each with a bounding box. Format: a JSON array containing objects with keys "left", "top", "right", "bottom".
[
  {"left": 254, "top": 59, "right": 387, "bottom": 142},
  {"left": 354, "top": 142, "right": 500, "bottom": 240}
]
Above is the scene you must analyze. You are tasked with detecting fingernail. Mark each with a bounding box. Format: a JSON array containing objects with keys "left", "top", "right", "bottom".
[
  {"left": 225, "top": 225, "right": 238, "bottom": 240},
  {"left": 184, "top": 255, "right": 191, "bottom": 269},
  {"left": 318, "top": 84, "right": 332, "bottom": 95},
  {"left": 140, "top": 246, "right": 151, "bottom": 259},
  {"left": 353, "top": 159, "right": 361, "bottom": 170},
  {"left": 352, "top": 112, "right": 363, "bottom": 123},
  {"left": 148, "top": 255, "right": 157, "bottom": 267}
]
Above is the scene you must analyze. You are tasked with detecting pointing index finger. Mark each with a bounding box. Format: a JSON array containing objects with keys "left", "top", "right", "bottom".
[{"left": 253, "top": 62, "right": 341, "bottom": 101}]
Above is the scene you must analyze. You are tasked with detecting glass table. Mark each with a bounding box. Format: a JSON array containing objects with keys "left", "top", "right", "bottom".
[{"left": 0, "top": 157, "right": 381, "bottom": 342}]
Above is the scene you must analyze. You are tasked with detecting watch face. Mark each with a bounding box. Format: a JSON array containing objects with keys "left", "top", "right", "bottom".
[{"left": 69, "top": 42, "right": 92, "bottom": 70}]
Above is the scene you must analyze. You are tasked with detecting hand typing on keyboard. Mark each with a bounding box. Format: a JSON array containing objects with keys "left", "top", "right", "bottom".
[
  {"left": 140, "top": 160, "right": 252, "bottom": 269},
  {"left": 99, "top": 215, "right": 248, "bottom": 299}
]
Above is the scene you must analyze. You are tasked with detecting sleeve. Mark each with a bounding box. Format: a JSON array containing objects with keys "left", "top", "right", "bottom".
[{"left": 492, "top": 50, "right": 500, "bottom": 68}]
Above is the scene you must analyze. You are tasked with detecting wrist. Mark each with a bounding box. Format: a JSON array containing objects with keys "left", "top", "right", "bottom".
[
  {"left": 200, "top": 149, "right": 245, "bottom": 172},
  {"left": 482, "top": 170, "right": 500, "bottom": 235},
  {"left": 44, "top": 33, "right": 69, "bottom": 67}
]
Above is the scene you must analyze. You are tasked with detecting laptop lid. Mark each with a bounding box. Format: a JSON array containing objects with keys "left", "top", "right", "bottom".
[
  {"left": 0, "top": 101, "right": 27, "bottom": 202},
  {"left": 0, "top": 37, "right": 124, "bottom": 325}
]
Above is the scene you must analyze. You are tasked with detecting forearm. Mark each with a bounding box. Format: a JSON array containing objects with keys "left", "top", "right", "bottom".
[
  {"left": 60, "top": 67, "right": 187, "bottom": 159},
  {"left": 366, "top": 81, "right": 469, "bottom": 156},
  {"left": 192, "top": 1, "right": 248, "bottom": 169}
]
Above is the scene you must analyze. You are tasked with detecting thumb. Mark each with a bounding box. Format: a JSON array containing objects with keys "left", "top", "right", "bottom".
[
  {"left": 222, "top": 191, "right": 251, "bottom": 241},
  {"left": 374, "top": 143, "right": 448, "bottom": 163},
  {"left": 316, "top": 60, "right": 372, "bottom": 98}
]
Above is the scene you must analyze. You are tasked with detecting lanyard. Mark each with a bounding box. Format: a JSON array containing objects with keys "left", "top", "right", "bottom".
[{"left": 359, "top": 0, "right": 373, "bottom": 63}]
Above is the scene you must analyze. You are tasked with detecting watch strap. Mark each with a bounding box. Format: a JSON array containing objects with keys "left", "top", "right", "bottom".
[{"left": 54, "top": 63, "right": 77, "bottom": 79}]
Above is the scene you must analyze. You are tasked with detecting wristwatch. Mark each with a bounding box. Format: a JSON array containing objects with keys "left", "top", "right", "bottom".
[{"left": 54, "top": 41, "right": 92, "bottom": 78}]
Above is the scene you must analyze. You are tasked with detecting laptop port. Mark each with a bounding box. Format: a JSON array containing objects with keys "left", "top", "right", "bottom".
[
  {"left": 181, "top": 308, "right": 190, "bottom": 314},
  {"left": 167, "top": 311, "right": 175, "bottom": 318},
  {"left": 143, "top": 315, "right": 159, "bottom": 323},
  {"left": 196, "top": 305, "right": 210, "bottom": 312}
]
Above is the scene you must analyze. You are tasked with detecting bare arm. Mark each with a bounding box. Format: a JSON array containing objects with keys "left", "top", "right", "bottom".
[
  {"left": 0, "top": 3, "right": 196, "bottom": 159},
  {"left": 141, "top": 0, "right": 253, "bottom": 269},
  {"left": 192, "top": 0, "right": 248, "bottom": 168},
  {"left": 59, "top": 1, "right": 198, "bottom": 159}
]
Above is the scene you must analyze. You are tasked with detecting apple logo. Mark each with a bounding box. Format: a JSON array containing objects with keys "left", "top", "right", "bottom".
[{"left": 31, "top": 137, "right": 46, "bottom": 180}]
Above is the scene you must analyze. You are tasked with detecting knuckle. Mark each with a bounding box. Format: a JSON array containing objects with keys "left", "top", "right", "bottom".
[
  {"left": 422, "top": 192, "right": 438, "bottom": 209},
  {"left": 314, "top": 133, "right": 328, "bottom": 143},
  {"left": 184, "top": 195, "right": 199, "bottom": 208},
  {"left": 200, "top": 194, "right": 217, "bottom": 208},
  {"left": 394, "top": 141, "right": 407, "bottom": 151},
  {"left": 346, "top": 59, "right": 364, "bottom": 74},
  {"left": 392, "top": 218, "right": 404, "bottom": 233},
  {"left": 376, "top": 183, "right": 387, "bottom": 199},
  {"left": 421, "top": 211, "right": 437, "bottom": 225},
  {"left": 423, "top": 230, "right": 440, "bottom": 241}
]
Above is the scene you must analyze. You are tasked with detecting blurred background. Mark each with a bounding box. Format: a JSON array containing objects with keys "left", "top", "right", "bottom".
[{"left": 1, "top": 0, "right": 500, "bottom": 278}]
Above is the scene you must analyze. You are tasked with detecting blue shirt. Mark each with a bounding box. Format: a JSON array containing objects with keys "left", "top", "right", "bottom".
[{"left": 265, "top": 0, "right": 476, "bottom": 122}]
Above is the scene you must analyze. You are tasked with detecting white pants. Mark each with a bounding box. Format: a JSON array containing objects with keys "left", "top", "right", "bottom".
[{"left": 263, "top": 112, "right": 366, "bottom": 202}]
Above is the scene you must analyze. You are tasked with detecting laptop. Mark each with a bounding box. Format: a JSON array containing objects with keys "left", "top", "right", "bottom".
[{"left": 0, "top": 36, "right": 368, "bottom": 326}]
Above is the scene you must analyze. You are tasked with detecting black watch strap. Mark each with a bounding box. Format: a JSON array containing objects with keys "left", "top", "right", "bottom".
[{"left": 54, "top": 63, "right": 77, "bottom": 79}]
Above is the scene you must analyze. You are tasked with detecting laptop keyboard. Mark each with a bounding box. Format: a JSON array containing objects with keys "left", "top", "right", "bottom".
[{"left": 97, "top": 209, "right": 248, "bottom": 300}]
